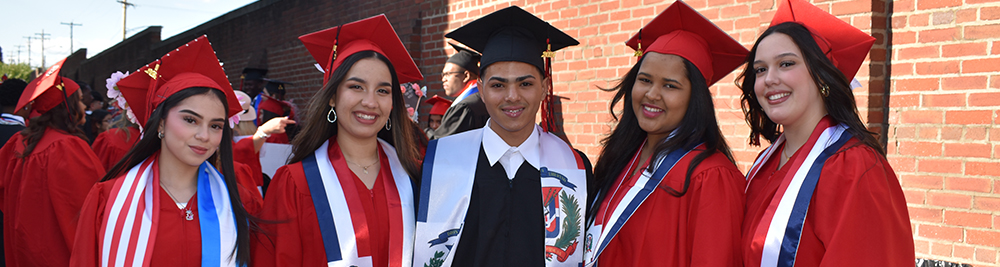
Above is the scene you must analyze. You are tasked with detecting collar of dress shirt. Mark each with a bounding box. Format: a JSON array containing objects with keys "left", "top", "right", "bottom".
[{"left": 482, "top": 119, "right": 541, "bottom": 169}]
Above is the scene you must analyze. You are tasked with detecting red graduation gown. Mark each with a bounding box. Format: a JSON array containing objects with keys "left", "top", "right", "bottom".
[
  {"left": 70, "top": 170, "right": 262, "bottom": 267},
  {"left": 233, "top": 137, "right": 264, "bottom": 190},
  {"left": 0, "top": 128, "right": 105, "bottom": 266},
  {"left": 91, "top": 127, "right": 141, "bottom": 171},
  {"left": 741, "top": 138, "right": 914, "bottom": 267},
  {"left": 595, "top": 147, "right": 745, "bottom": 267},
  {"left": 253, "top": 140, "right": 391, "bottom": 267}
]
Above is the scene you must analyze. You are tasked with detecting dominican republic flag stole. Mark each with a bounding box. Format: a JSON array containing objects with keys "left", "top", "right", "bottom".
[
  {"left": 301, "top": 138, "right": 415, "bottom": 267},
  {"left": 582, "top": 141, "right": 701, "bottom": 267},
  {"left": 745, "top": 117, "right": 852, "bottom": 267},
  {"left": 100, "top": 155, "right": 239, "bottom": 267},
  {"left": 414, "top": 126, "right": 588, "bottom": 267}
]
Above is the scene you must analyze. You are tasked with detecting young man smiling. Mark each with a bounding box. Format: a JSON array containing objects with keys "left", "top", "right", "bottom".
[{"left": 414, "top": 6, "right": 593, "bottom": 267}]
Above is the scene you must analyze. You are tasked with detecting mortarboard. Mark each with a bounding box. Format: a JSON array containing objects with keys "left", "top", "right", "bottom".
[
  {"left": 16, "top": 58, "right": 81, "bottom": 117},
  {"left": 425, "top": 95, "right": 452, "bottom": 116},
  {"left": 241, "top": 68, "right": 267, "bottom": 81},
  {"left": 263, "top": 78, "right": 292, "bottom": 94},
  {"left": 115, "top": 35, "right": 242, "bottom": 127},
  {"left": 445, "top": 6, "right": 579, "bottom": 75},
  {"left": 0, "top": 78, "right": 28, "bottom": 107},
  {"left": 625, "top": 1, "right": 749, "bottom": 86},
  {"left": 446, "top": 43, "right": 482, "bottom": 77},
  {"left": 299, "top": 14, "right": 423, "bottom": 85},
  {"left": 233, "top": 90, "right": 256, "bottom": 122},
  {"left": 771, "top": 0, "right": 876, "bottom": 80}
]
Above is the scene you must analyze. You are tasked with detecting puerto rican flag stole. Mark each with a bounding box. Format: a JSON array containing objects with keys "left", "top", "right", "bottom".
[
  {"left": 414, "top": 126, "right": 588, "bottom": 267},
  {"left": 745, "top": 117, "right": 852, "bottom": 267},
  {"left": 300, "top": 138, "right": 415, "bottom": 267},
  {"left": 582, "top": 140, "right": 701, "bottom": 266},
  {"left": 100, "top": 155, "right": 240, "bottom": 267}
]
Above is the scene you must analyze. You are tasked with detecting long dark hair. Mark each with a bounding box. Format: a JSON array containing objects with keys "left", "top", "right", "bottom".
[
  {"left": 101, "top": 87, "right": 253, "bottom": 265},
  {"left": 289, "top": 50, "right": 425, "bottom": 180},
  {"left": 589, "top": 54, "right": 735, "bottom": 221},
  {"left": 736, "top": 22, "right": 884, "bottom": 155},
  {"left": 18, "top": 89, "right": 87, "bottom": 158}
]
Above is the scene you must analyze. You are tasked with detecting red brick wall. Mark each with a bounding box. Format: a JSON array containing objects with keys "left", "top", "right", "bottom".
[{"left": 889, "top": 0, "right": 1000, "bottom": 264}]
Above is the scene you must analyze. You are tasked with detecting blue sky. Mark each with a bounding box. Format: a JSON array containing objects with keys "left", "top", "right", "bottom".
[{"left": 2, "top": 0, "right": 255, "bottom": 68}]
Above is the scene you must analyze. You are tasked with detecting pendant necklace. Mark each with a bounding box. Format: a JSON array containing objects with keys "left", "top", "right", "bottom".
[
  {"left": 161, "top": 182, "right": 195, "bottom": 221},
  {"left": 346, "top": 153, "right": 380, "bottom": 174}
]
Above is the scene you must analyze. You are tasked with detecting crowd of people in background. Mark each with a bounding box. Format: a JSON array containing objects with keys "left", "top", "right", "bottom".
[{"left": 0, "top": 0, "right": 915, "bottom": 266}]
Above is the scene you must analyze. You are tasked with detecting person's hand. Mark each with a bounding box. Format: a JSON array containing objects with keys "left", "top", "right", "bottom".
[{"left": 254, "top": 117, "right": 297, "bottom": 139}]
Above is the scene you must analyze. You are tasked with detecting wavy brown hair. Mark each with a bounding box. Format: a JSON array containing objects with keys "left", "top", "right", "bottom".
[{"left": 18, "top": 89, "right": 87, "bottom": 158}]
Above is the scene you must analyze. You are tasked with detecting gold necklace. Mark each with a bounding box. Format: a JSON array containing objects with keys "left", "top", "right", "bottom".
[
  {"left": 782, "top": 146, "right": 792, "bottom": 162},
  {"left": 345, "top": 153, "right": 380, "bottom": 174}
]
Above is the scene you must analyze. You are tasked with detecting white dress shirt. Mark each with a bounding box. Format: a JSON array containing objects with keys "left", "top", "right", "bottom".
[{"left": 481, "top": 120, "right": 541, "bottom": 180}]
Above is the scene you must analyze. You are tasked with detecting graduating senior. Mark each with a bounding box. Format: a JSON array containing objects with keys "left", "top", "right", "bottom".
[
  {"left": 0, "top": 58, "right": 105, "bottom": 267},
  {"left": 739, "top": 0, "right": 914, "bottom": 266},
  {"left": 253, "top": 14, "right": 425, "bottom": 267},
  {"left": 70, "top": 36, "right": 260, "bottom": 267},
  {"left": 427, "top": 43, "right": 488, "bottom": 139},
  {"left": 414, "top": 6, "right": 592, "bottom": 267},
  {"left": 584, "top": 2, "right": 749, "bottom": 266}
]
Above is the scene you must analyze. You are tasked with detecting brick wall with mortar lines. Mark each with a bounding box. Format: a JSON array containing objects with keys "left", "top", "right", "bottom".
[{"left": 889, "top": 0, "right": 1000, "bottom": 264}]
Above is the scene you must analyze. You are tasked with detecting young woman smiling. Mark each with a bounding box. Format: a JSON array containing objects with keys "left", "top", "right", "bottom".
[
  {"left": 738, "top": 0, "right": 914, "bottom": 266},
  {"left": 70, "top": 36, "right": 259, "bottom": 267}
]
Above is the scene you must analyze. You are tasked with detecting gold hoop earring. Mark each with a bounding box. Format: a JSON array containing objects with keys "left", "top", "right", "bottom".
[
  {"left": 818, "top": 80, "right": 831, "bottom": 98},
  {"left": 327, "top": 107, "right": 337, "bottom": 123},
  {"left": 385, "top": 118, "right": 391, "bottom": 131}
]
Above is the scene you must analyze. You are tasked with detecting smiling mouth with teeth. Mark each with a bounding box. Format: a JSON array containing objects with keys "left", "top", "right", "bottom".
[
  {"left": 768, "top": 92, "right": 790, "bottom": 101},
  {"left": 356, "top": 113, "right": 376, "bottom": 120},
  {"left": 644, "top": 106, "right": 663, "bottom": 112}
]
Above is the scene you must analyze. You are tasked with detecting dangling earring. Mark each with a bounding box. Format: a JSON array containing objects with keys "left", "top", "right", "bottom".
[
  {"left": 819, "top": 80, "right": 830, "bottom": 98},
  {"left": 157, "top": 131, "right": 164, "bottom": 139},
  {"left": 327, "top": 107, "right": 337, "bottom": 123},
  {"left": 385, "top": 118, "right": 391, "bottom": 131}
]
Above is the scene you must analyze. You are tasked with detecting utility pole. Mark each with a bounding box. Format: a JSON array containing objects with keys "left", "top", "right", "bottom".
[
  {"left": 117, "top": 0, "right": 135, "bottom": 41},
  {"left": 35, "top": 30, "right": 51, "bottom": 67},
  {"left": 61, "top": 21, "right": 83, "bottom": 54},
  {"left": 23, "top": 36, "right": 33, "bottom": 67},
  {"left": 14, "top": 45, "right": 24, "bottom": 64}
]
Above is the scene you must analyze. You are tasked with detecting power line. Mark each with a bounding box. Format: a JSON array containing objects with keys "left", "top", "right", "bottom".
[
  {"left": 61, "top": 22, "right": 83, "bottom": 54},
  {"left": 14, "top": 45, "right": 24, "bottom": 64},
  {"left": 35, "top": 30, "right": 51, "bottom": 67}
]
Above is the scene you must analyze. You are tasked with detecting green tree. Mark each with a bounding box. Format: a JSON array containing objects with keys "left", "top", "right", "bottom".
[{"left": 0, "top": 62, "right": 33, "bottom": 81}]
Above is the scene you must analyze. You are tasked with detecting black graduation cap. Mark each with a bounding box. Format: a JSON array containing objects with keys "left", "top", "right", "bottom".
[
  {"left": 445, "top": 6, "right": 579, "bottom": 75},
  {"left": 241, "top": 67, "right": 268, "bottom": 81},
  {"left": 446, "top": 43, "right": 482, "bottom": 77},
  {"left": 263, "top": 78, "right": 292, "bottom": 93}
]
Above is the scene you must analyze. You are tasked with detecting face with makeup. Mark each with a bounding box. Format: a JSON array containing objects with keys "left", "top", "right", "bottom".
[
  {"left": 329, "top": 57, "right": 394, "bottom": 140},
  {"left": 752, "top": 33, "right": 827, "bottom": 127},
  {"left": 478, "top": 61, "right": 547, "bottom": 144},
  {"left": 631, "top": 52, "right": 691, "bottom": 142},
  {"left": 158, "top": 92, "right": 227, "bottom": 167}
]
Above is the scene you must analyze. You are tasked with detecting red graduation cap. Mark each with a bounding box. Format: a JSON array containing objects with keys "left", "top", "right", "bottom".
[
  {"left": 115, "top": 35, "right": 241, "bottom": 126},
  {"left": 771, "top": 0, "right": 876, "bottom": 80},
  {"left": 625, "top": 1, "right": 749, "bottom": 86},
  {"left": 16, "top": 58, "right": 81, "bottom": 117},
  {"left": 425, "top": 95, "right": 452, "bottom": 116},
  {"left": 299, "top": 14, "right": 423, "bottom": 85}
]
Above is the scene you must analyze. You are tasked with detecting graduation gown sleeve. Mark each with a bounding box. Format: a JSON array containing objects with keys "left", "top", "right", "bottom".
[
  {"left": 91, "top": 127, "right": 140, "bottom": 171},
  {"left": 428, "top": 93, "right": 489, "bottom": 139},
  {"left": 0, "top": 129, "right": 105, "bottom": 266}
]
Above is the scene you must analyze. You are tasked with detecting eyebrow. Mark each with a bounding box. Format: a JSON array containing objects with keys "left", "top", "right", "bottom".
[
  {"left": 347, "top": 77, "right": 392, "bottom": 88},
  {"left": 180, "top": 109, "right": 226, "bottom": 122},
  {"left": 753, "top": 52, "right": 801, "bottom": 65},
  {"left": 637, "top": 72, "right": 683, "bottom": 84},
  {"left": 488, "top": 75, "right": 537, "bottom": 83}
]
